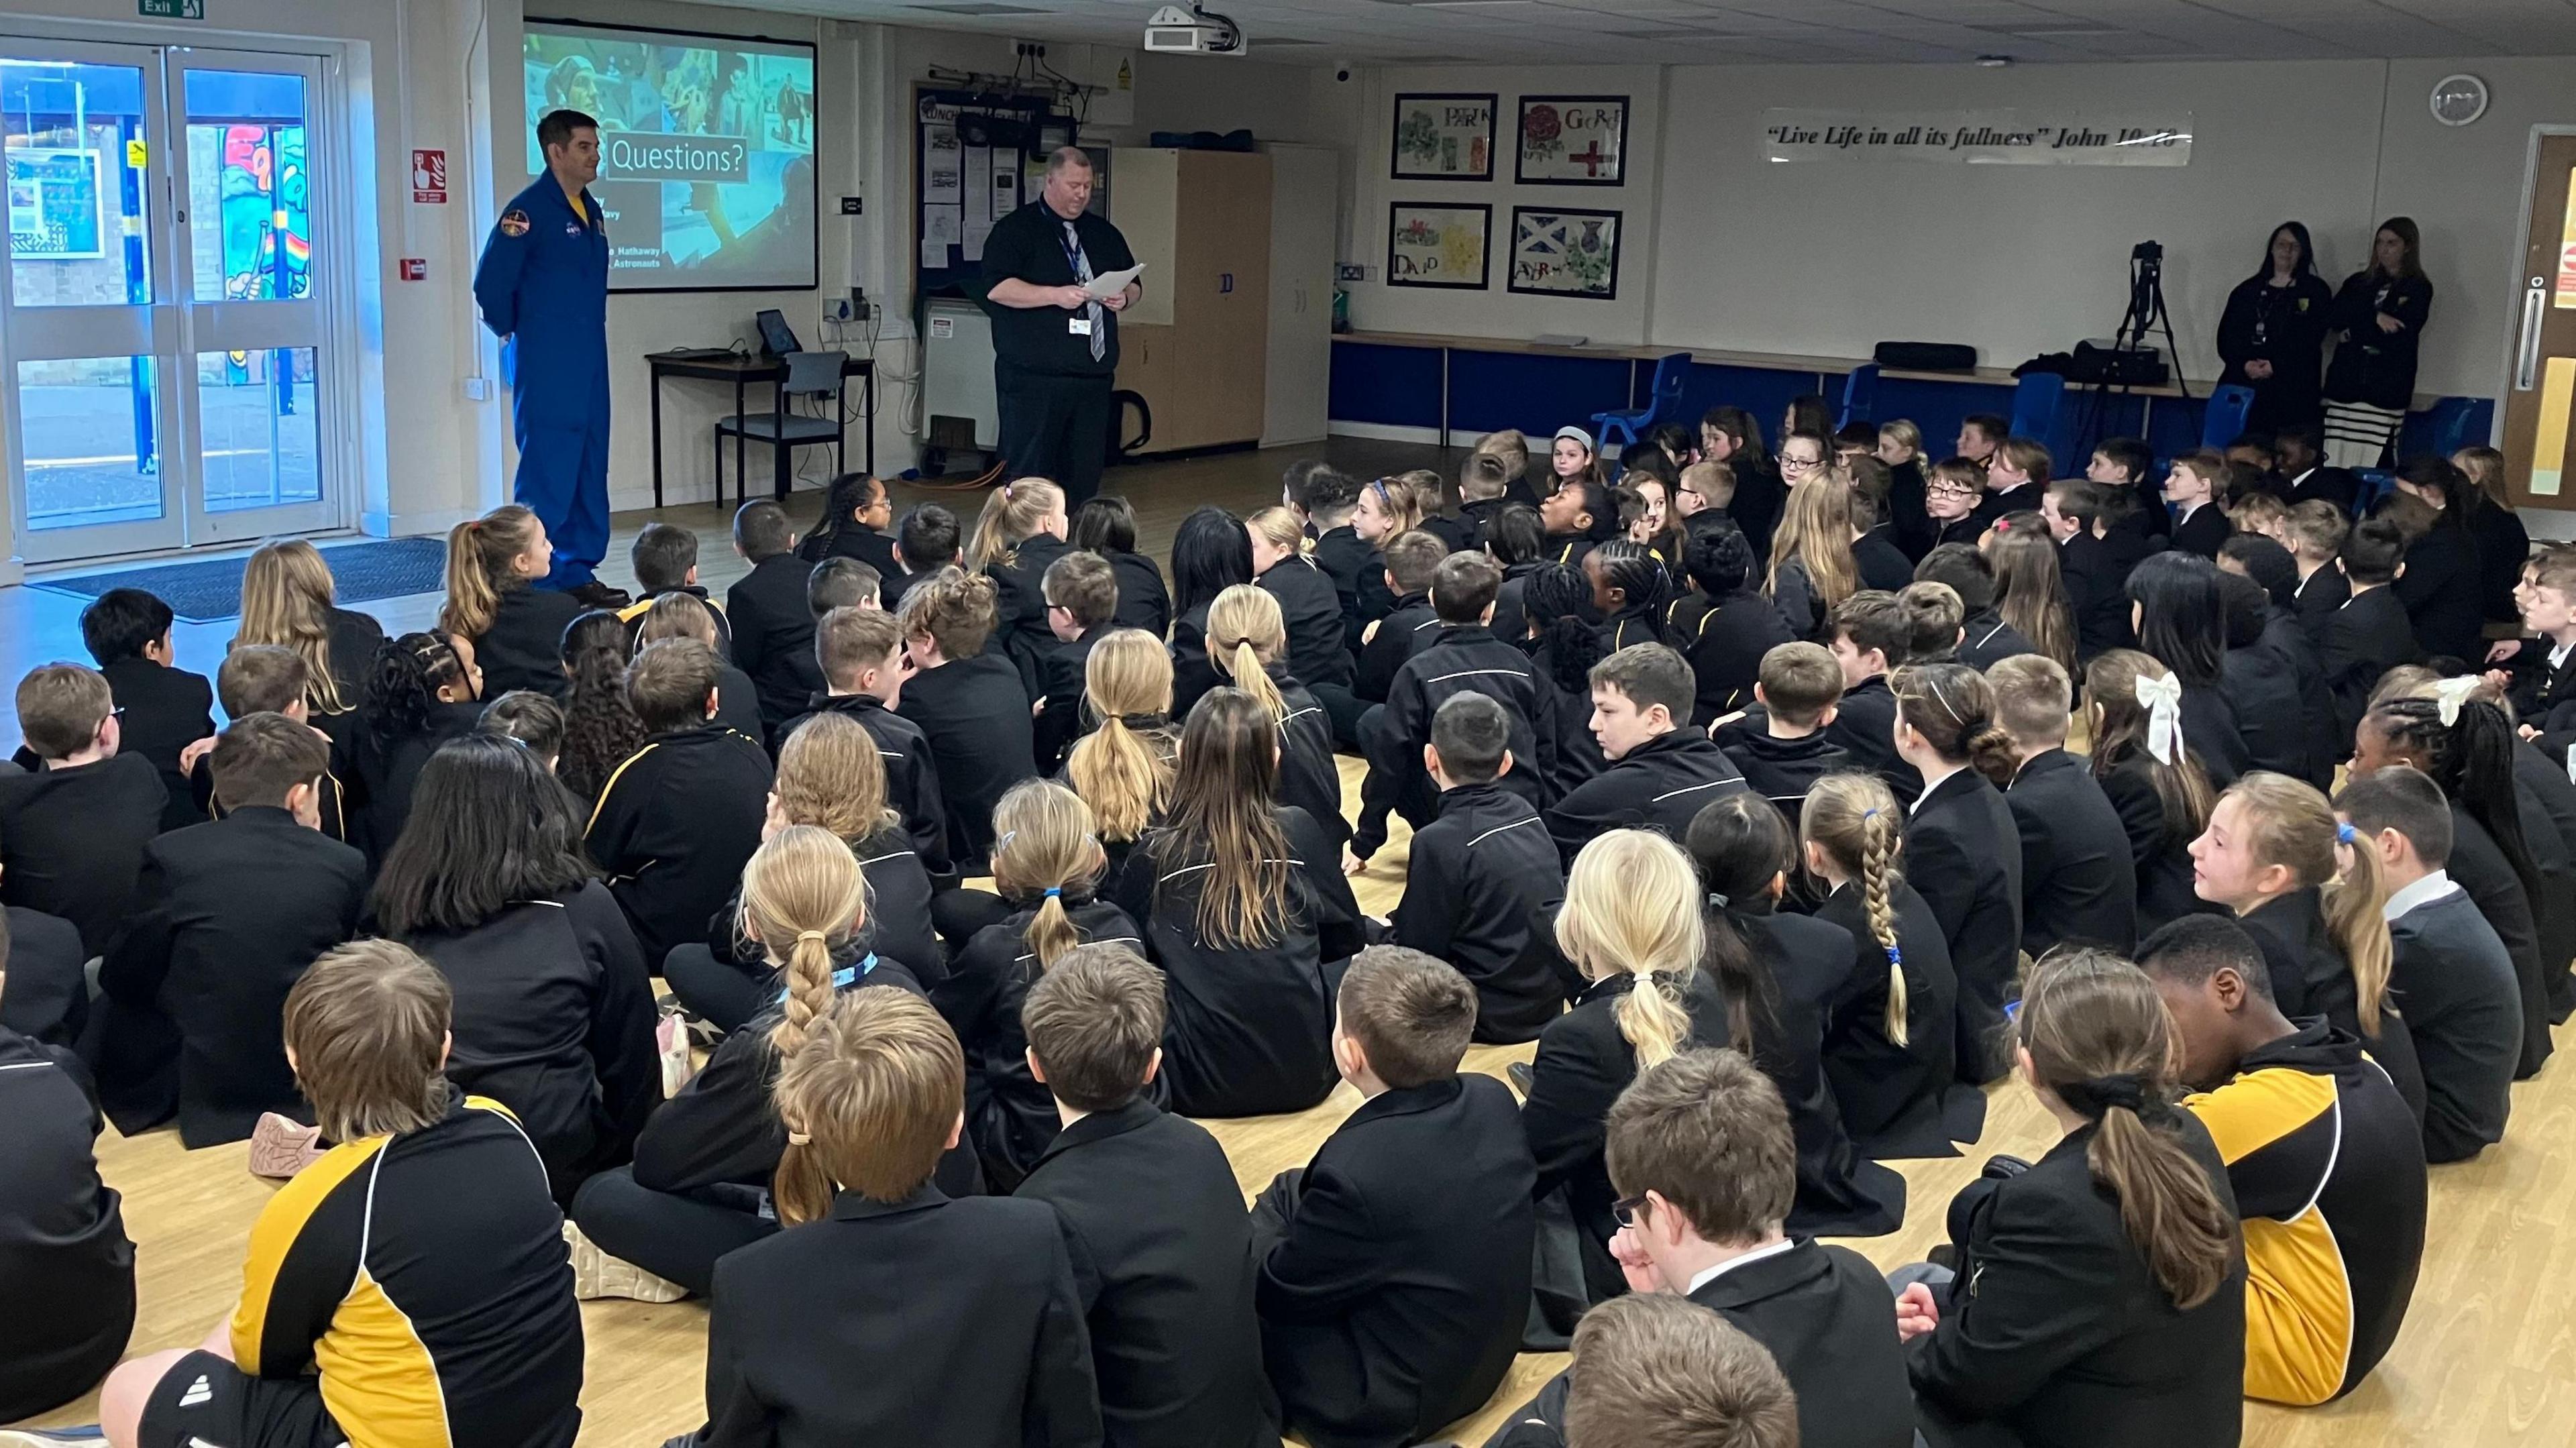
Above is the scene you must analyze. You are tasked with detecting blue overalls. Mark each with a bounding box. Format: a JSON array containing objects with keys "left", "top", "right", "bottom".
[{"left": 473, "top": 176, "right": 610, "bottom": 589}]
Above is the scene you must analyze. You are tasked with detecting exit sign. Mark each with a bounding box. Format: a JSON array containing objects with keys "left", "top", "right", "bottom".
[{"left": 139, "top": 0, "right": 204, "bottom": 17}]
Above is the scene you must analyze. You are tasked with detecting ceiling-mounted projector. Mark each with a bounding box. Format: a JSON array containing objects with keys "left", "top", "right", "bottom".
[{"left": 1144, "top": 3, "right": 1244, "bottom": 56}]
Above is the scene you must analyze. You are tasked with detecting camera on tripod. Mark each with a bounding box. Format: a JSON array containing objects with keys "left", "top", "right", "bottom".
[
  {"left": 2131, "top": 240, "right": 2163, "bottom": 264},
  {"left": 2069, "top": 238, "right": 2176, "bottom": 388}
]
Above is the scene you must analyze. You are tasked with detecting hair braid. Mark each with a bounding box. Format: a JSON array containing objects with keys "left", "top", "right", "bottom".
[{"left": 1860, "top": 806, "right": 1909, "bottom": 1047}]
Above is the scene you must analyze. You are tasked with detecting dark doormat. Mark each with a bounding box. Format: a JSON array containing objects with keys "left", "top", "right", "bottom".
[{"left": 28, "top": 537, "right": 448, "bottom": 624}]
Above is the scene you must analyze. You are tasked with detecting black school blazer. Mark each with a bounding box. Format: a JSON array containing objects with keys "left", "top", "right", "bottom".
[
  {"left": 1815, "top": 879, "right": 1982, "bottom": 1159},
  {"left": 2006, "top": 748, "right": 2140, "bottom": 960},
  {"left": 1739, "top": 910, "right": 1906, "bottom": 1238},
  {"left": 1904, "top": 767, "right": 2024, "bottom": 1085}
]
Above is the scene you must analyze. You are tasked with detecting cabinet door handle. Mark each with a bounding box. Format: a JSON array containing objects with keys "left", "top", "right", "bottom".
[{"left": 2518, "top": 278, "right": 2547, "bottom": 391}]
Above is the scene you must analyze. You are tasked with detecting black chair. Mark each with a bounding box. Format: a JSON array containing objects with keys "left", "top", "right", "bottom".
[{"left": 716, "top": 349, "right": 847, "bottom": 503}]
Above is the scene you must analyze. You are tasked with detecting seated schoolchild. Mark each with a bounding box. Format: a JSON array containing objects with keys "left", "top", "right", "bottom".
[
  {"left": 1248, "top": 506, "right": 1353, "bottom": 695},
  {"left": 551, "top": 609, "right": 649, "bottom": 804},
  {"left": 1289, "top": 469, "right": 1384, "bottom": 647},
  {"left": 1253, "top": 948, "right": 1534, "bottom": 1448},
  {"left": 439, "top": 502, "right": 584, "bottom": 700},
  {"left": 1492, "top": 1292, "right": 1798, "bottom": 1448},
  {"left": 96, "top": 714, "right": 364, "bottom": 1146},
  {"left": 2283, "top": 500, "right": 2353, "bottom": 652},
  {"left": 1355, "top": 551, "right": 1555, "bottom": 867},
  {"left": 618, "top": 521, "right": 733, "bottom": 656},
  {"left": 724, "top": 499, "right": 824, "bottom": 739},
  {"left": 1684, "top": 793, "right": 1904, "bottom": 1237},
  {"left": 2139, "top": 915, "right": 2426, "bottom": 1407},
  {"left": 1713, "top": 641, "right": 1851, "bottom": 830},
  {"left": 1891, "top": 662, "right": 2025, "bottom": 1084},
  {"left": 71, "top": 940, "right": 584, "bottom": 1448},
  {"left": 2043, "top": 478, "right": 2136, "bottom": 659},
  {"left": 2164, "top": 449, "right": 2235, "bottom": 560},
  {"left": 885, "top": 500, "right": 964, "bottom": 612},
  {"left": 80, "top": 587, "right": 213, "bottom": 831},
  {"left": 0, "top": 922, "right": 136, "bottom": 1425},
  {"left": 1523, "top": 830, "right": 1732, "bottom": 1306},
  {"left": 1201, "top": 583, "right": 1348, "bottom": 854},
  {"left": 1069, "top": 494, "right": 1171, "bottom": 638},
  {"left": 1989, "top": 654, "right": 2140, "bottom": 957},
  {"left": 1587, "top": 541, "right": 1674, "bottom": 653},
  {"left": 1900, "top": 952, "right": 2246, "bottom": 1448},
  {"left": 1130, "top": 690, "right": 1364, "bottom": 1119},
  {"left": 184, "top": 646, "right": 352, "bottom": 840},
  {"left": 1668, "top": 525, "right": 1792, "bottom": 724},
  {"left": 1799, "top": 773, "right": 1980, "bottom": 1158},
  {"left": 634, "top": 591, "right": 764, "bottom": 748},
  {"left": 780, "top": 606, "right": 948, "bottom": 873},
  {"left": 0, "top": 886, "right": 87, "bottom": 1053},
  {"left": 1455, "top": 450, "right": 1517, "bottom": 552},
  {"left": 1523, "top": 565, "right": 1613, "bottom": 801},
  {"left": 930, "top": 781, "right": 1143, "bottom": 1189},
  {"left": 1167, "top": 507, "right": 1257, "bottom": 722},
  {"left": 380, "top": 736, "right": 659, "bottom": 1200},
  {"left": 572, "top": 826, "right": 940, "bottom": 1302},
  {"left": 1545, "top": 643, "right": 1747, "bottom": 866},
  {"left": 664, "top": 712, "right": 941, "bottom": 1038},
  {"left": 692, "top": 989, "right": 1099, "bottom": 1446},
  {"left": 1485, "top": 502, "right": 1549, "bottom": 647},
  {"left": 807, "top": 555, "right": 880, "bottom": 615},
  {"left": 796, "top": 471, "right": 902, "bottom": 576},
  {"left": 894, "top": 567, "right": 1036, "bottom": 873},
  {"left": 1034, "top": 549, "right": 1119, "bottom": 775},
  {"left": 1489, "top": 1048, "right": 1913, "bottom": 1448},
  {"left": 1064, "top": 628, "right": 1181, "bottom": 894},
  {"left": 479, "top": 689, "right": 566, "bottom": 771},
  {"left": 584, "top": 638, "right": 773, "bottom": 966},
  {"left": 967, "top": 478, "right": 1073, "bottom": 698},
  {"left": 1914, "top": 545, "right": 2035, "bottom": 670},
  {"left": 233, "top": 537, "right": 384, "bottom": 733},
  {"left": 0, "top": 663, "right": 168, "bottom": 960},
  {"left": 1015, "top": 946, "right": 1279, "bottom": 1448},
  {"left": 1353, "top": 529, "right": 1446, "bottom": 706},
  {"left": 2339, "top": 766, "right": 2522, "bottom": 1161},
  {"left": 1389, "top": 693, "right": 1568, "bottom": 1044},
  {"left": 352, "top": 630, "right": 484, "bottom": 862}
]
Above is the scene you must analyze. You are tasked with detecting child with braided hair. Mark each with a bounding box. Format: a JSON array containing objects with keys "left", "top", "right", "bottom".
[
  {"left": 1801, "top": 771, "right": 1982, "bottom": 1157},
  {"left": 353, "top": 628, "right": 484, "bottom": 862}
]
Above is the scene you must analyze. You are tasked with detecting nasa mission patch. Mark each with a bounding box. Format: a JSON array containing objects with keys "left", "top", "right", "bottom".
[{"left": 498, "top": 209, "right": 530, "bottom": 237}]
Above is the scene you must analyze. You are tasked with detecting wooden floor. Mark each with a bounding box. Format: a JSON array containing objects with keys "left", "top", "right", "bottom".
[{"left": 15, "top": 440, "right": 2576, "bottom": 1444}]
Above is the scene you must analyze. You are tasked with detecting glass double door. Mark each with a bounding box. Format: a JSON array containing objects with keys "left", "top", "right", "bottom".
[{"left": 0, "top": 39, "right": 333, "bottom": 563}]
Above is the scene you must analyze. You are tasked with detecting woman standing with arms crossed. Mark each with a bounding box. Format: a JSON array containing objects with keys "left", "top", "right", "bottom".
[{"left": 2321, "top": 218, "right": 2433, "bottom": 469}]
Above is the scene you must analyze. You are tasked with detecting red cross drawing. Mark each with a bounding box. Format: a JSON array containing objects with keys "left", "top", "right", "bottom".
[{"left": 1567, "top": 139, "right": 1610, "bottom": 176}]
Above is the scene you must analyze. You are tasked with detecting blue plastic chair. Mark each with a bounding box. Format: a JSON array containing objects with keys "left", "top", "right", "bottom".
[
  {"left": 2352, "top": 468, "right": 2395, "bottom": 516},
  {"left": 1593, "top": 351, "right": 1695, "bottom": 461},
  {"left": 2199, "top": 384, "right": 2255, "bottom": 450},
  {"left": 1837, "top": 364, "right": 1880, "bottom": 430},
  {"left": 2417, "top": 396, "right": 2495, "bottom": 459},
  {"left": 2007, "top": 372, "right": 2065, "bottom": 457}
]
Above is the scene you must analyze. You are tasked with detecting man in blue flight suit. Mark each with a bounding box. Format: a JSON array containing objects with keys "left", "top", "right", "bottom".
[{"left": 474, "top": 108, "right": 625, "bottom": 606}]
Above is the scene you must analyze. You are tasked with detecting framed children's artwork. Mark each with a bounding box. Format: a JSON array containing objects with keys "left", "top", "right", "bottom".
[
  {"left": 1516, "top": 95, "right": 1629, "bottom": 185},
  {"left": 1509, "top": 207, "right": 1621, "bottom": 299},
  {"left": 1387, "top": 203, "right": 1491, "bottom": 290},
  {"left": 1391, "top": 93, "right": 1497, "bottom": 180}
]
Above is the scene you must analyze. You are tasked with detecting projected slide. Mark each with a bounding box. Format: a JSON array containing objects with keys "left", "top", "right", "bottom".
[{"left": 523, "top": 20, "right": 816, "bottom": 291}]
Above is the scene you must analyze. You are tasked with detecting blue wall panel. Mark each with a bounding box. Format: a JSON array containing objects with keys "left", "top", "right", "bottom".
[
  {"left": 1446, "top": 349, "right": 1638, "bottom": 440},
  {"left": 1328, "top": 342, "right": 1444, "bottom": 429}
]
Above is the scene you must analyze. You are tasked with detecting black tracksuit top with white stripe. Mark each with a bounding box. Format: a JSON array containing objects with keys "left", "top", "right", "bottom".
[{"left": 1544, "top": 728, "right": 1748, "bottom": 867}]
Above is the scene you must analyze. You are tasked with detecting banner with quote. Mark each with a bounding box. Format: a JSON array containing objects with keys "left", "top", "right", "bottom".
[{"left": 1761, "top": 109, "right": 2192, "bottom": 166}]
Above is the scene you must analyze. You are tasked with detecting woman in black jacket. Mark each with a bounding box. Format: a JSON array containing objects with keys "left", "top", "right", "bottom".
[
  {"left": 1892, "top": 663, "right": 2025, "bottom": 1085},
  {"left": 930, "top": 780, "right": 1145, "bottom": 1190},
  {"left": 2217, "top": 221, "right": 2334, "bottom": 435},
  {"left": 1126, "top": 689, "right": 1364, "bottom": 1119},
  {"left": 1902, "top": 953, "right": 2245, "bottom": 1448},
  {"left": 2322, "top": 217, "right": 2433, "bottom": 469},
  {"left": 2383, "top": 459, "right": 2489, "bottom": 665},
  {"left": 1684, "top": 793, "right": 1905, "bottom": 1237},
  {"left": 371, "top": 735, "right": 658, "bottom": 1202}
]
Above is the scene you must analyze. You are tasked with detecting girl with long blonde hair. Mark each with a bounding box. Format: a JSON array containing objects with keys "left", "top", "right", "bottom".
[
  {"left": 1203, "top": 583, "right": 1349, "bottom": 850},
  {"left": 235, "top": 538, "right": 382, "bottom": 714},
  {"left": 930, "top": 779, "right": 1140, "bottom": 1186},
  {"left": 1065, "top": 628, "right": 1178, "bottom": 860},
  {"left": 1524, "top": 827, "right": 1729, "bottom": 1304},
  {"left": 1764, "top": 476, "right": 1860, "bottom": 638}
]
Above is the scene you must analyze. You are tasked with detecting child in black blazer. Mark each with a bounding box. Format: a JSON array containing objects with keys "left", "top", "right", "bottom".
[
  {"left": 1069, "top": 494, "right": 1171, "bottom": 638},
  {"left": 80, "top": 587, "right": 213, "bottom": 831},
  {"left": 0, "top": 1019, "right": 133, "bottom": 1425},
  {"left": 1891, "top": 663, "right": 2025, "bottom": 1084},
  {"left": 1496, "top": 1049, "right": 1914, "bottom": 1448},
  {"left": 784, "top": 605, "right": 952, "bottom": 877},
  {"left": 1544, "top": 643, "right": 1748, "bottom": 865},
  {"left": 692, "top": 988, "right": 1099, "bottom": 1448},
  {"left": 584, "top": 638, "right": 773, "bottom": 968},
  {"left": 1901, "top": 955, "right": 2245, "bottom": 1448},
  {"left": 0, "top": 664, "right": 168, "bottom": 960},
  {"left": 1801, "top": 773, "right": 1983, "bottom": 1159},
  {"left": 894, "top": 568, "right": 1037, "bottom": 873},
  {"left": 439, "top": 503, "right": 586, "bottom": 700},
  {"left": 2163, "top": 449, "right": 2235, "bottom": 560},
  {"left": 353, "top": 629, "right": 485, "bottom": 862},
  {"left": 1016, "top": 946, "right": 1280, "bottom": 1448},
  {"left": 2284, "top": 500, "right": 2353, "bottom": 653},
  {"left": 96, "top": 715, "right": 365, "bottom": 1146},
  {"left": 1990, "top": 655, "right": 2141, "bottom": 958},
  {"left": 189, "top": 646, "right": 354, "bottom": 843},
  {"left": 930, "top": 781, "right": 1145, "bottom": 1190},
  {"left": 1819, "top": 591, "right": 1913, "bottom": 803},
  {"left": 1254, "top": 948, "right": 1534, "bottom": 1448},
  {"left": 1713, "top": 641, "right": 1852, "bottom": 830},
  {"left": 968, "top": 477, "right": 1073, "bottom": 698},
  {"left": 2324, "top": 518, "right": 2422, "bottom": 746},
  {"left": 725, "top": 498, "right": 826, "bottom": 738},
  {"left": 1391, "top": 693, "right": 1570, "bottom": 1044},
  {"left": 1033, "top": 551, "right": 1118, "bottom": 776},
  {"left": 1248, "top": 506, "right": 1354, "bottom": 694}
]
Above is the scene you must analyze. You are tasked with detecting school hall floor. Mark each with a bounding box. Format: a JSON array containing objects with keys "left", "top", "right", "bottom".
[{"left": 14, "top": 438, "right": 2576, "bottom": 1446}]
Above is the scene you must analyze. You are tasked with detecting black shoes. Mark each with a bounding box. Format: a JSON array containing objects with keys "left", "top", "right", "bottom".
[{"left": 568, "top": 579, "right": 633, "bottom": 610}]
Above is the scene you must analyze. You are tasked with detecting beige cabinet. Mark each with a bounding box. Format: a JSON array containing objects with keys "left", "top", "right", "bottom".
[{"left": 1110, "top": 148, "right": 1272, "bottom": 454}]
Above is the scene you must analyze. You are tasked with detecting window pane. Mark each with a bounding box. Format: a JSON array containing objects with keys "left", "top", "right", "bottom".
[
  {"left": 198, "top": 347, "right": 317, "bottom": 511},
  {"left": 185, "top": 70, "right": 309, "bottom": 304},
  {"left": 4, "top": 61, "right": 154, "bottom": 309},
  {"left": 17, "top": 356, "right": 163, "bottom": 530}
]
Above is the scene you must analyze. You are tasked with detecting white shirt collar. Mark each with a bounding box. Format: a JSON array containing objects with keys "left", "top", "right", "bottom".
[
  {"left": 2551, "top": 638, "right": 2575, "bottom": 671},
  {"left": 1684, "top": 1237, "right": 1799, "bottom": 1296},
  {"left": 2383, "top": 869, "right": 2461, "bottom": 922}
]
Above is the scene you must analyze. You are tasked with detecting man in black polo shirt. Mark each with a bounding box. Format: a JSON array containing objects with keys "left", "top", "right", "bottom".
[{"left": 979, "top": 146, "right": 1140, "bottom": 508}]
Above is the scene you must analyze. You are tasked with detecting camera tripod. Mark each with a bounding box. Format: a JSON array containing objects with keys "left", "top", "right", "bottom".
[{"left": 2077, "top": 240, "right": 2194, "bottom": 456}]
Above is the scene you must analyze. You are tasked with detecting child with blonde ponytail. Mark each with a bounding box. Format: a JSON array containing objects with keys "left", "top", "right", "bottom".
[
  {"left": 438, "top": 504, "right": 584, "bottom": 699},
  {"left": 1801, "top": 771, "right": 1981, "bottom": 1156},
  {"left": 1202, "top": 583, "right": 1349, "bottom": 850},
  {"left": 966, "top": 477, "right": 1071, "bottom": 693},
  {"left": 1063, "top": 628, "right": 1179, "bottom": 882},
  {"left": 567, "top": 825, "right": 952, "bottom": 1300},
  {"left": 930, "top": 779, "right": 1143, "bottom": 1187},
  {"left": 1522, "top": 828, "right": 1730, "bottom": 1304}
]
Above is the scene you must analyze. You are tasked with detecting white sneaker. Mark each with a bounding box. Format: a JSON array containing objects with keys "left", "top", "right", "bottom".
[
  {"left": 247, "top": 1113, "right": 327, "bottom": 1179},
  {"left": 563, "top": 1221, "right": 688, "bottom": 1302}
]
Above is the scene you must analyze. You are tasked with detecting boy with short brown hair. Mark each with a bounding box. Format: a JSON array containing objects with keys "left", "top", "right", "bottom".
[
  {"left": 1034, "top": 550, "right": 1120, "bottom": 773},
  {"left": 586, "top": 638, "right": 773, "bottom": 964},
  {"left": 782, "top": 606, "right": 949, "bottom": 874},
  {"left": 1715, "top": 641, "right": 1851, "bottom": 829},
  {"left": 0, "top": 663, "right": 168, "bottom": 960}
]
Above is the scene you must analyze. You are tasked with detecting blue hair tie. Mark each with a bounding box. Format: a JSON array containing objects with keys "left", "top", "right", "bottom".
[
  {"left": 2336, "top": 821, "right": 2357, "bottom": 846},
  {"left": 1043, "top": 886, "right": 1063, "bottom": 900},
  {"left": 1863, "top": 807, "right": 1880, "bottom": 820},
  {"left": 1885, "top": 944, "right": 1904, "bottom": 970}
]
